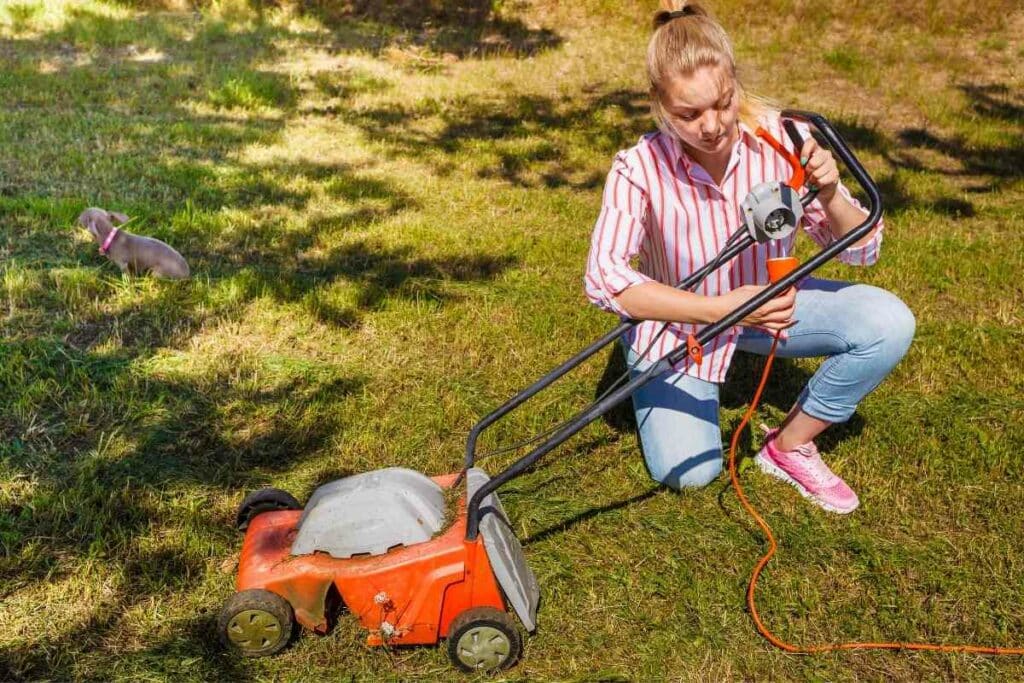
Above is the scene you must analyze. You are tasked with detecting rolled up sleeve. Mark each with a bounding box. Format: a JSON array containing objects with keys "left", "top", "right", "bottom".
[
  {"left": 584, "top": 155, "right": 653, "bottom": 317},
  {"left": 785, "top": 120, "right": 883, "bottom": 266},
  {"left": 802, "top": 180, "right": 884, "bottom": 266}
]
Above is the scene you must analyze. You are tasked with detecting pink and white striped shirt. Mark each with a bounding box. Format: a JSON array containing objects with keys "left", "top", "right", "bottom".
[{"left": 584, "top": 115, "right": 884, "bottom": 383}]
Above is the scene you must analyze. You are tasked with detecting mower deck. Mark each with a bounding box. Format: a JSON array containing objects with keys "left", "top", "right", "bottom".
[{"left": 234, "top": 468, "right": 538, "bottom": 647}]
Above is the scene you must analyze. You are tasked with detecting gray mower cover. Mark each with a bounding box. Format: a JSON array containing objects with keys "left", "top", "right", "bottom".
[{"left": 292, "top": 466, "right": 539, "bottom": 631}]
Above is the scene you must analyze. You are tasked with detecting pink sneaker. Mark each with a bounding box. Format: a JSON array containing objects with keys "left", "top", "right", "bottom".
[{"left": 755, "top": 427, "right": 859, "bottom": 514}]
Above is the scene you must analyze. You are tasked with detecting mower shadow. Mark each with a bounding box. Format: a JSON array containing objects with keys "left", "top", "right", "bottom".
[{"left": 521, "top": 488, "right": 661, "bottom": 548}]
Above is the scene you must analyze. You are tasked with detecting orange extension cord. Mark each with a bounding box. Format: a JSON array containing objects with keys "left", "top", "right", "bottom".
[{"left": 728, "top": 332, "right": 1024, "bottom": 656}]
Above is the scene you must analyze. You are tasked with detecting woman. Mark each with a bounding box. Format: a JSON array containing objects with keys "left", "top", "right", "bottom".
[{"left": 584, "top": 1, "right": 915, "bottom": 513}]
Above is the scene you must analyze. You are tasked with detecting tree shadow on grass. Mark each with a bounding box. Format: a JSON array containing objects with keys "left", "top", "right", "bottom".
[
  {"left": 0, "top": 586, "right": 255, "bottom": 682},
  {"left": 95, "top": 0, "right": 562, "bottom": 60},
  {"left": 56, "top": 236, "right": 518, "bottom": 345},
  {"left": 286, "top": 0, "right": 562, "bottom": 59},
  {"left": 825, "top": 83, "right": 1023, "bottom": 220},
  {"left": 346, "top": 89, "right": 653, "bottom": 190},
  {"left": 4, "top": 154, "right": 517, "bottom": 348},
  {"left": 0, "top": 337, "right": 369, "bottom": 679},
  {"left": 1, "top": 145, "right": 517, "bottom": 677},
  {"left": 2, "top": 8, "right": 524, "bottom": 338}
]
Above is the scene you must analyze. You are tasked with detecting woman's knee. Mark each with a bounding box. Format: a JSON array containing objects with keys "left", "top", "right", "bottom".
[
  {"left": 847, "top": 287, "right": 916, "bottom": 359},
  {"left": 648, "top": 447, "right": 723, "bottom": 490}
]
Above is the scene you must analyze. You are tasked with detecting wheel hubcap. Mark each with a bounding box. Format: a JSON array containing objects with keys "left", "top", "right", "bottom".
[
  {"left": 226, "top": 609, "right": 283, "bottom": 652},
  {"left": 455, "top": 625, "right": 511, "bottom": 669}
]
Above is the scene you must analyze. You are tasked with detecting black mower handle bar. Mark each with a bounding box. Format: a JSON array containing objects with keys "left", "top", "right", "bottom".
[{"left": 465, "top": 111, "right": 882, "bottom": 541}]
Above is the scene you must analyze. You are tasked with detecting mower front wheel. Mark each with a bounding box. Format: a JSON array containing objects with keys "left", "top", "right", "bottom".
[
  {"left": 235, "top": 488, "right": 301, "bottom": 531},
  {"left": 446, "top": 606, "right": 522, "bottom": 672},
  {"left": 218, "top": 589, "right": 294, "bottom": 657}
]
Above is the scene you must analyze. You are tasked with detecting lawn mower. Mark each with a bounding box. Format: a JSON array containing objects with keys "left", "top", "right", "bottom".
[{"left": 218, "top": 111, "right": 882, "bottom": 672}]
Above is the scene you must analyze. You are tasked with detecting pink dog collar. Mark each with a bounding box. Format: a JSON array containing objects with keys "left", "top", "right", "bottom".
[{"left": 99, "top": 227, "right": 120, "bottom": 255}]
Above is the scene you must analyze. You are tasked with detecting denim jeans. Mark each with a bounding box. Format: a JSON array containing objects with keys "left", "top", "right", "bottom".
[{"left": 625, "top": 278, "right": 915, "bottom": 490}]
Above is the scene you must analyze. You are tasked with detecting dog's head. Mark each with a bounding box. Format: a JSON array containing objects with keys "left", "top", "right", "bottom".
[{"left": 78, "top": 208, "right": 129, "bottom": 242}]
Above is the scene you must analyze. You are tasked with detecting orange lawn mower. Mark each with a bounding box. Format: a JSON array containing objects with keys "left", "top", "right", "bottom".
[{"left": 220, "top": 112, "right": 1020, "bottom": 672}]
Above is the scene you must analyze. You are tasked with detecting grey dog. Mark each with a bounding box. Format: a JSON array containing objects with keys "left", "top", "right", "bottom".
[{"left": 78, "top": 207, "right": 190, "bottom": 279}]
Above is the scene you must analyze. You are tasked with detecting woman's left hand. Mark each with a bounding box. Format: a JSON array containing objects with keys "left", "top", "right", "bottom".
[{"left": 800, "top": 138, "right": 840, "bottom": 202}]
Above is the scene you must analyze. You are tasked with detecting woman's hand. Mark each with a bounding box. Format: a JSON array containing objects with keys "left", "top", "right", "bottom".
[
  {"left": 718, "top": 285, "right": 796, "bottom": 332},
  {"left": 800, "top": 137, "right": 840, "bottom": 202}
]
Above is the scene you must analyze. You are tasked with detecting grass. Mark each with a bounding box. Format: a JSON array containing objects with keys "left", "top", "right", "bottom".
[{"left": 1, "top": 0, "right": 1023, "bottom": 680}]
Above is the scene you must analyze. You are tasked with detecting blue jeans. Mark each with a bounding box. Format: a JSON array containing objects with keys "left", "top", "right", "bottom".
[{"left": 625, "top": 278, "right": 915, "bottom": 490}]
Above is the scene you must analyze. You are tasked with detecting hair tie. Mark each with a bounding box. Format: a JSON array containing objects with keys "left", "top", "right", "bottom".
[{"left": 666, "top": 6, "right": 697, "bottom": 20}]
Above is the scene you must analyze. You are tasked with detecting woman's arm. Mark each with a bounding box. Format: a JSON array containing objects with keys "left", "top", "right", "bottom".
[
  {"left": 801, "top": 136, "right": 880, "bottom": 249},
  {"left": 615, "top": 280, "right": 797, "bottom": 331},
  {"left": 613, "top": 281, "right": 721, "bottom": 323},
  {"left": 587, "top": 146, "right": 794, "bottom": 331}
]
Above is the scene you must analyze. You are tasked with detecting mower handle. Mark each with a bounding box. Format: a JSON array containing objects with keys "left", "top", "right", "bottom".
[
  {"left": 465, "top": 111, "right": 882, "bottom": 541},
  {"left": 463, "top": 233, "right": 755, "bottom": 470},
  {"left": 463, "top": 118, "right": 815, "bottom": 471}
]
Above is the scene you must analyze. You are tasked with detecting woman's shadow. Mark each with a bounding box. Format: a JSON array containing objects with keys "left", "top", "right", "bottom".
[
  {"left": 525, "top": 339, "right": 868, "bottom": 544},
  {"left": 595, "top": 341, "right": 866, "bottom": 454}
]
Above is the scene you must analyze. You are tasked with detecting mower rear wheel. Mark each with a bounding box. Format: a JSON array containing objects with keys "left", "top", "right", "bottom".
[
  {"left": 235, "top": 488, "right": 301, "bottom": 531},
  {"left": 446, "top": 606, "right": 521, "bottom": 672},
  {"left": 218, "top": 589, "right": 294, "bottom": 657}
]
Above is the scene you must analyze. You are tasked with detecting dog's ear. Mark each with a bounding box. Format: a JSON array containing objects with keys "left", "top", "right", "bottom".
[
  {"left": 108, "top": 211, "right": 130, "bottom": 226},
  {"left": 81, "top": 214, "right": 101, "bottom": 240}
]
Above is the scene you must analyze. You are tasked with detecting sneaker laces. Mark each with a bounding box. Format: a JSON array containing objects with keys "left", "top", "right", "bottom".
[
  {"left": 761, "top": 424, "right": 836, "bottom": 487},
  {"left": 794, "top": 443, "right": 841, "bottom": 487}
]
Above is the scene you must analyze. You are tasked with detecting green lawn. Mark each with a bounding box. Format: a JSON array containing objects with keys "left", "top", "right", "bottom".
[{"left": 1, "top": 0, "right": 1023, "bottom": 680}]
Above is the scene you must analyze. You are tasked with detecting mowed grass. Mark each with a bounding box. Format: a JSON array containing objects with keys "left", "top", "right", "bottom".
[{"left": 1, "top": 0, "right": 1022, "bottom": 680}]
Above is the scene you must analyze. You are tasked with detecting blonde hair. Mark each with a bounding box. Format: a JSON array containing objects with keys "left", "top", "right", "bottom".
[{"left": 648, "top": 1, "right": 773, "bottom": 135}]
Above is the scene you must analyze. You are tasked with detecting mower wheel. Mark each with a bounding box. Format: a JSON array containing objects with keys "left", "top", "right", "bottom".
[
  {"left": 235, "top": 488, "right": 301, "bottom": 531},
  {"left": 218, "top": 589, "right": 294, "bottom": 657},
  {"left": 446, "top": 606, "right": 522, "bottom": 672}
]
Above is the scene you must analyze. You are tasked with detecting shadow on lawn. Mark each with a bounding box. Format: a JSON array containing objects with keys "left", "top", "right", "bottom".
[
  {"left": 0, "top": 336, "right": 366, "bottom": 679},
  {"left": 826, "top": 82, "right": 1023, "bottom": 218},
  {"left": 82, "top": 0, "right": 562, "bottom": 60},
  {"left": 521, "top": 487, "right": 661, "bottom": 548},
  {"left": 0, "top": 10, "right": 524, "bottom": 677},
  {"left": 2, "top": 5, "right": 522, "bottom": 338},
  {"left": 259, "top": 0, "right": 562, "bottom": 58},
  {"left": 894, "top": 83, "right": 1024, "bottom": 182},
  {"left": 591, "top": 341, "right": 865, "bottom": 454},
  {"left": 344, "top": 88, "right": 653, "bottom": 189}
]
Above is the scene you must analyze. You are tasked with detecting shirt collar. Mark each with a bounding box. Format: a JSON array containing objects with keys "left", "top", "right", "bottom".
[{"left": 669, "top": 122, "right": 759, "bottom": 185}]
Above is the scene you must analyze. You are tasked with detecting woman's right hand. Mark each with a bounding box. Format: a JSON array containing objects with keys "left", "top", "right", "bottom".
[{"left": 718, "top": 285, "right": 796, "bottom": 331}]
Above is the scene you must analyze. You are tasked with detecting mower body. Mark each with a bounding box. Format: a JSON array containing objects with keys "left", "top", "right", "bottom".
[{"left": 234, "top": 467, "right": 539, "bottom": 647}]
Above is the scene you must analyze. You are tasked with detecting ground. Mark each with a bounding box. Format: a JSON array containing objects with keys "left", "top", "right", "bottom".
[{"left": 1, "top": 0, "right": 1023, "bottom": 680}]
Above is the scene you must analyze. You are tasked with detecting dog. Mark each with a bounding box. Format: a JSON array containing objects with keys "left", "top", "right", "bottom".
[{"left": 77, "top": 207, "right": 190, "bottom": 279}]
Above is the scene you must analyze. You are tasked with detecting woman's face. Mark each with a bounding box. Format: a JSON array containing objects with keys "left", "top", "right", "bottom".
[{"left": 657, "top": 63, "right": 740, "bottom": 158}]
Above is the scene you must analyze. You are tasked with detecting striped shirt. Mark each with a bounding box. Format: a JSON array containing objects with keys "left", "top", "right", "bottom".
[{"left": 584, "top": 115, "right": 884, "bottom": 383}]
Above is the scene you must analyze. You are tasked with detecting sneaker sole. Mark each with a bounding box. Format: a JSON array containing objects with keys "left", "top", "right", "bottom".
[{"left": 755, "top": 453, "right": 859, "bottom": 514}]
